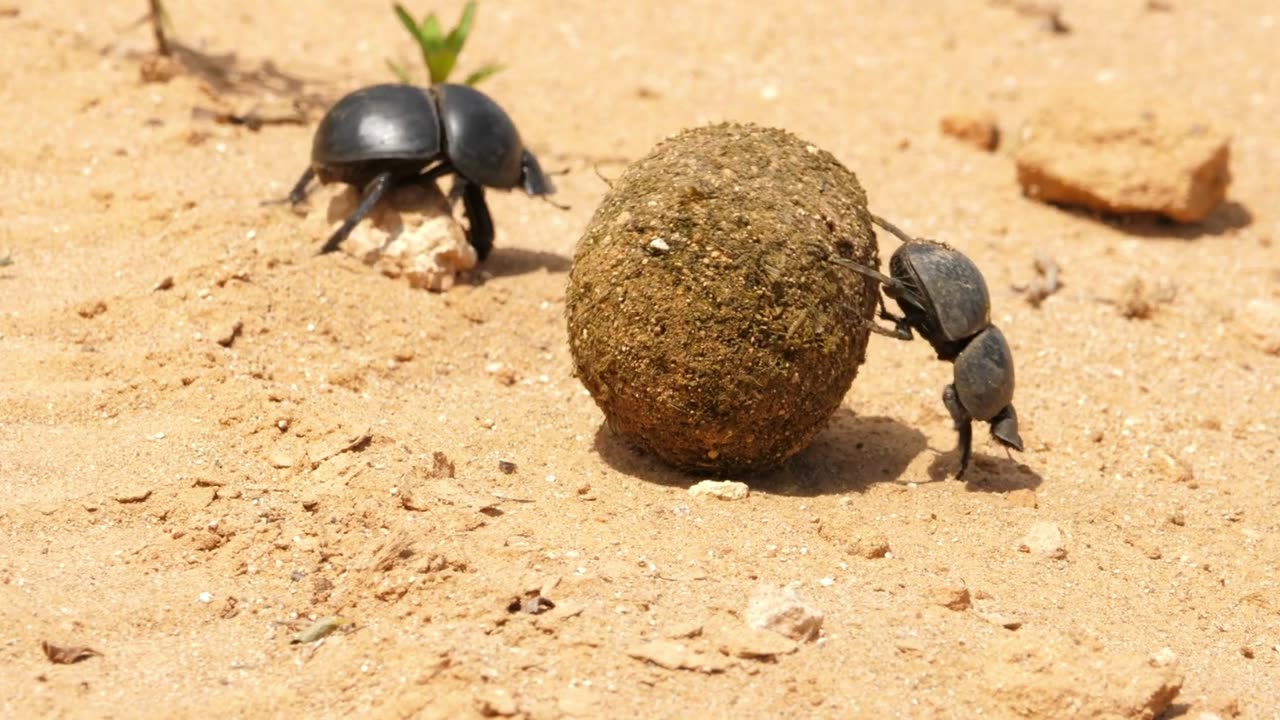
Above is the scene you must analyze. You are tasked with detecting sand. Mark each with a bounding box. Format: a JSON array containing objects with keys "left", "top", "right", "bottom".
[{"left": 1, "top": 1, "right": 1277, "bottom": 718}]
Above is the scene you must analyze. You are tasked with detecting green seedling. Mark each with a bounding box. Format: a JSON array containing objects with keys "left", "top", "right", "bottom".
[{"left": 387, "top": 1, "right": 503, "bottom": 86}]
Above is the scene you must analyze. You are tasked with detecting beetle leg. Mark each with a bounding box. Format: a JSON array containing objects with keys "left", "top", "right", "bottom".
[
  {"left": 943, "top": 384, "right": 974, "bottom": 478},
  {"left": 446, "top": 177, "right": 465, "bottom": 206},
  {"left": 829, "top": 258, "right": 916, "bottom": 339},
  {"left": 459, "top": 180, "right": 495, "bottom": 262},
  {"left": 318, "top": 172, "right": 393, "bottom": 255},
  {"left": 875, "top": 295, "right": 916, "bottom": 340},
  {"left": 870, "top": 214, "right": 917, "bottom": 245},
  {"left": 287, "top": 167, "right": 317, "bottom": 205}
]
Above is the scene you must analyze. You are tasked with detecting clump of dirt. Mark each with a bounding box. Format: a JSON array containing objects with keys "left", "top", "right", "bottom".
[
  {"left": 565, "top": 123, "right": 879, "bottom": 473},
  {"left": 324, "top": 183, "right": 476, "bottom": 291}
]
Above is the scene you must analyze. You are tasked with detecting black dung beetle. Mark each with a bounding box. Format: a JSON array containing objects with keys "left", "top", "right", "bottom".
[
  {"left": 833, "top": 214, "right": 1023, "bottom": 477},
  {"left": 282, "top": 82, "right": 555, "bottom": 260}
]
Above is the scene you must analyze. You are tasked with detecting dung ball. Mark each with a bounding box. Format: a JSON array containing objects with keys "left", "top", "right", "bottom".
[{"left": 566, "top": 123, "right": 880, "bottom": 474}]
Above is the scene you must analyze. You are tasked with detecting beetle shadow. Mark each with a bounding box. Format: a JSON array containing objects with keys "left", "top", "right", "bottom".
[
  {"left": 924, "top": 444, "right": 1043, "bottom": 492},
  {"left": 1045, "top": 200, "right": 1252, "bottom": 241},
  {"left": 483, "top": 248, "right": 572, "bottom": 278},
  {"left": 590, "top": 409, "right": 930, "bottom": 495}
]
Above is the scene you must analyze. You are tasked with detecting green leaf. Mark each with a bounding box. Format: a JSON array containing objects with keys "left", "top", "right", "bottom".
[
  {"left": 462, "top": 62, "right": 503, "bottom": 86},
  {"left": 386, "top": 59, "right": 414, "bottom": 84},
  {"left": 446, "top": 1, "right": 478, "bottom": 54},
  {"left": 420, "top": 13, "right": 444, "bottom": 45},
  {"left": 393, "top": 4, "right": 425, "bottom": 45}
]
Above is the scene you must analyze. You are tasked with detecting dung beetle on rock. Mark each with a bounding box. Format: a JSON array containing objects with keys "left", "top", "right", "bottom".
[
  {"left": 833, "top": 215, "right": 1023, "bottom": 477},
  {"left": 282, "top": 83, "right": 555, "bottom": 260}
]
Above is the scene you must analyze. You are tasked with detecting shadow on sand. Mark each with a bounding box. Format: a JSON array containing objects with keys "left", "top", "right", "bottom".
[{"left": 592, "top": 408, "right": 1045, "bottom": 496}]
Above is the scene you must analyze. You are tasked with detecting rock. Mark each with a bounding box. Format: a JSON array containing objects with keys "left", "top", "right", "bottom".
[
  {"left": 1015, "top": 85, "right": 1230, "bottom": 222},
  {"left": 1019, "top": 521, "right": 1067, "bottom": 559},
  {"left": 1241, "top": 298, "right": 1280, "bottom": 355},
  {"left": 215, "top": 320, "right": 243, "bottom": 347},
  {"left": 76, "top": 300, "right": 107, "bottom": 319},
  {"left": 268, "top": 452, "right": 295, "bottom": 469},
  {"left": 847, "top": 533, "right": 891, "bottom": 559},
  {"left": 625, "top": 640, "right": 732, "bottom": 673},
  {"left": 932, "top": 585, "right": 972, "bottom": 611},
  {"left": 556, "top": 686, "right": 598, "bottom": 716},
  {"left": 475, "top": 687, "right": 518, "bottom": 717},
  {"left": 112, "top": 487, "right": 153, "bottom": 504},
  {"left": 720, "top": 626, "right": 799, "bottom": 659},
  {"left": 940, "top": 111, "right": 999, "bottom": 151},
  {"left": 1149, "top": 647, "right": 1179, "bottom": 668},
  {"left": 325, "top": 184, "right": 476, "bottom": 292},
  {"left": 976, "top": 609, "right": 1024, "bottom": 630},
  {"left": 977, "top": 632, "right": 1183, "bottom": 718},
  {"left": 663, "top": 621, "right": 704, "bottom": 639},
  {"left": 687, "top": 479, "right": 750, "bottom": 501},
  {"left": 745, "top": 584, "right": 824, "bottom": 641}
]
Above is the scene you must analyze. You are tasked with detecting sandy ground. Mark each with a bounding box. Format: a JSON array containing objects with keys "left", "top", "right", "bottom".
[{"left": 2, "top": 1, "right": 1278, "bottom": 718}]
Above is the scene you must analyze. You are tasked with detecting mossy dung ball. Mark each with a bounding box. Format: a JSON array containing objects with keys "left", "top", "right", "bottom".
[{"left": 566, "top": 123, "right": 880, "bottom": 474}]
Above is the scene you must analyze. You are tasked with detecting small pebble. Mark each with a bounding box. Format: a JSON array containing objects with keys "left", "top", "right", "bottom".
[
  {"left": 932, "top": 585, "right": 972, "bottom": 611},
  {"left": 745, "top": 584, "right": 823, "bottom": 642},
  {"left": 1019, "top": 521, "right": 1067, "bottom": 559}
]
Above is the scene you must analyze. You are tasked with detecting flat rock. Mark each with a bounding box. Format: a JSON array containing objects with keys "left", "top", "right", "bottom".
[
  {"left": 626, "top": 640, "right": 732, "bottom": 673},
  {"left": 745, "top": 584, "right": 823, "bottom": 641},
  {"left": 719, "top": 625, "right": 799, "bottom": 659},
  {"left": 1015, "top": 85, "right": 1230, "bottom": 222},
  {"left": 940, "top": 110, "right": 999, "bottom": 151},
  {"left": 976, "top": 632, "right": 1183, "bottom": 719},
  {"left": 688, "top": 479, "right": 749, "bottom": 500}
]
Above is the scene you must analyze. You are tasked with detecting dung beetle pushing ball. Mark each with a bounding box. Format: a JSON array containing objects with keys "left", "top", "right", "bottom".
[
  {"left": 282, "top": 83, "right": 555, "bottom": 260},
  {"left": 832, "top": 215, "right": 1023, "bottom": 477}
]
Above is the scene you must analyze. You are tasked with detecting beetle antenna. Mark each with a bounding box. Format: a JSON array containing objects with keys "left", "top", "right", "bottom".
[
  {"left": 541, "top": 196, "right": 571, "bottom": 211},
  {"left": 828, "top": 256, "right": 895, "bottom": 287},
  {"left": 870, "top": 214, "right": 918, "bottom": 245}
]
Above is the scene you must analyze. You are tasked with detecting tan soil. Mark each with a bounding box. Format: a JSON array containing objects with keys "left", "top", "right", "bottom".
[{"left": 1, "top": 2, "right": 1277, "bottom": 718}]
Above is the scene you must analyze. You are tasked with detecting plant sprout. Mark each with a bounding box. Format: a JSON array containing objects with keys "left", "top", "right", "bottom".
[{"left": 387, "top": 2, "right": 503, "bottom": 86}]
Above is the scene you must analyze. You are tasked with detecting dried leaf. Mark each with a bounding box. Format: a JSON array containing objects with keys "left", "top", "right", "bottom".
[
  {"left": 41, "top": 641, "right": 102, "bottom": 664},
  {"left": 291, "top": 616, "right": 350, "bottom": 644}
]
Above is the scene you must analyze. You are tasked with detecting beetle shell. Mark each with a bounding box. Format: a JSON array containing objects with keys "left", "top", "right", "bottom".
[
  {"left": 435, "top": 83, "right": 525, "bottom": 190},
  {"left": 312, "top": 84, "right": 442, "bottom": 168},
  {"left": 952, "top": 325, "right": 1015, "bottom": 421},
  {"left": 891, "top": 242, "right": 991, "bottom": 344}
]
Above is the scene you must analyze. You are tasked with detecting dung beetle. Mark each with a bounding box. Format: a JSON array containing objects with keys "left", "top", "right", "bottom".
[
  {"left": 832, "top": 215, "right": 1023, "bottom": 477},
  {"left": 282, "top": 82, "right": 555, "bottom": 260}
]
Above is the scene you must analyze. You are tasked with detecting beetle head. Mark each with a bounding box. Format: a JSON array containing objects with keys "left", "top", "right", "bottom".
[
  {"left": 520, "top": 149, "right": 555, "bottom": 197},
  {"left": 990, "top": 405, "right": 1023, "bottom": 452}
]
